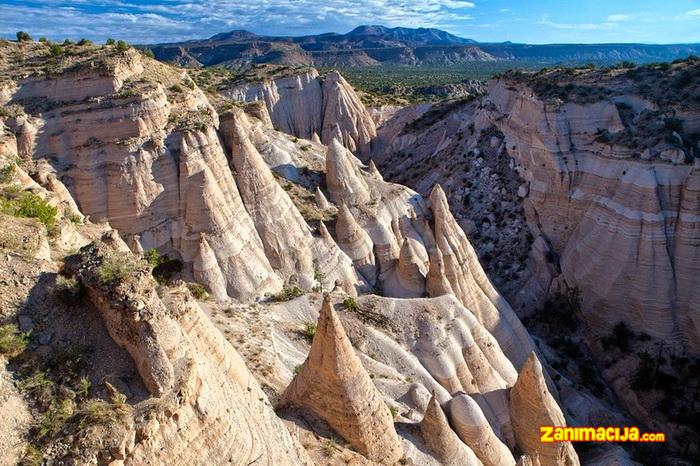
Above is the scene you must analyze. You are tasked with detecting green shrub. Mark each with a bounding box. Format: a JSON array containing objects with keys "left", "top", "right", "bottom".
[
  {"left": 53, "top": 275, "right": 83, "bottom": 304},
  {"left": 116, "top": 40, "right": 128, "bottom": 52},
  {"left": 77, "top": 38, "right": 92, "bottom": 46},
  {"left": 18, "top": 371, "right": 54, "bottom": 406},
  {"left": 389, "top": 405, "right": 399, "bottom": 417},
  {"left": 274, "top": 286, "right": 303, "bottom": 302},
  {"left": 0, "top": 163, "right": 15, "bottom": 183},
  {"left": 0, "top": 324, "right": 30, "bottom": 357},
  {"left": 143, "top": 249, "right": 182, "bottom": 284},
  {"left": 342, "top": 296, "right": 358, "bottom": 311},
  {"left": 293, "top": 364, "right": 303, "bottom": 375},
  {"left": 16, "top": 31, "right": 32, "bottom": 42},
  {"left": 142, "top": 48, "right": 154, "bottom": 58},
  {"left": 1, "top": 190, "right": 58, "bottom": 228},
  {"left": 187, "top": 282, "right": 208, "bottom": 300},
  {"left": 38, "top": 37, "right": 48, "bottom": 43},
  {"left": 105, "top": 38, "right": 115, "bottom": 46},
  {"left": 62, "top": 39, "right": 72, "bottom": 46},
  {"left": 20, "top": 443, "right": 42, "bottom": 466},
  {"left": 97, "top": 255, "right": 133, "bottom": 285},
  {"left": 302, "top": 322, "right": 316, "bottom": 340},
  {"left": 36, "top": 398, "right": 74, "bottom": 438}
]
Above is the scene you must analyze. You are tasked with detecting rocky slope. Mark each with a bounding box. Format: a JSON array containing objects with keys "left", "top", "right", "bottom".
[
  {"left": 372, "top": 58, "right": 700, "bottom": 461},
  {"left": 0, "top": 40, "right": 592, "bottom": 465}
]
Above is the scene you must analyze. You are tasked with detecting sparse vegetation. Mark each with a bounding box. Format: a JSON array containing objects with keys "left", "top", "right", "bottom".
[
  {"left": 187, "top": 282, "right": 208, "bottom": 300},
  {"left": 273, "top": 286, "right": 303, "bottom": 302},
  {"left": 97, "top": 255, "right": 134, "bottom": 285},
  {"left": 0, "top": 324, "right": 30, "bottom": 357},
  {"left": 0, "top": 162, "right": 15, "bottom": 183},
  {"left": 143, "top": 248, "right": 183, "bottom": 284},
  {"left": 302, "top": 321, "right": 317, "bottom": 340},
  {"left": 116, "top": 40, "right": 128, "bottom": 52},
  {"left": 105, "top": 38, "right": 115, "bottom": 46},
  {"left": 388, "top": 405, "right": 399, "bottom": 418},
  {"left": 0, "top": 188, "right": 58, "bottom": 229},
  {"left": 293, "top": 364, "right": 303, "bottom": 375},
  {"left": 52, "top": 275, "right": 83, "bottom": 304},
  {"left": 342, "top": 296, "right": 358, "bottom": 311}
]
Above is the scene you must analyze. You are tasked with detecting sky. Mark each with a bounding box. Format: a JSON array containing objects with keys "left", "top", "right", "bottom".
[{"left": 1, "top": 0, "right": 699, "bottom": 45}]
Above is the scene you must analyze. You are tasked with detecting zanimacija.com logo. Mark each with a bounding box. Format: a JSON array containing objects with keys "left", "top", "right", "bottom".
[{"left": 540, "top": 426, "right": 665, "bottom": 443}]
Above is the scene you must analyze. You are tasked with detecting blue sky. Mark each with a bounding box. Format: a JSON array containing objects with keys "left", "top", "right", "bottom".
[{"left": 1, "top": 0, "right": 699, "bottom": 44}]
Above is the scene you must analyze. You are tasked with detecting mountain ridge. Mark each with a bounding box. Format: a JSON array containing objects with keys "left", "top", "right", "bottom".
[{"left": 146, "top": 24, "right": 700, "bottom": 69}]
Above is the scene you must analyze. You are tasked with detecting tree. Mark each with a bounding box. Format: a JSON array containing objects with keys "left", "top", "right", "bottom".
[
  {"left": 105, "top": 38, "right": 116, "bottom": 46},
  {"left": 16, "top": 31, "right": 32, "bottom": 42},
  {"left": 49, "top": 43, "right": 64, "bottom": 57},
  {"left": 77, "top": 38, "right": 92, "bottom": 46}
]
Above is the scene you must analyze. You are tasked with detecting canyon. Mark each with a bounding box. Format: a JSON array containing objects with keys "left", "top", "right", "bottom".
[{"left": 0, "top": 37, "right": 697, "bottom": 466}]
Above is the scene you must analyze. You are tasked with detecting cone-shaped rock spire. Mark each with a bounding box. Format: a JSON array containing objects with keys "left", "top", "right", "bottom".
[
  {"left": 227, "top": 110, "right": 315, "bottom": 285},
  {"left": 421, "top": 392, "right": 482, "bottom": 466},
  {"left": 448, "top": 394, "right": 515, "bottom": 466},
  {"left": 281, "top": 296, "right": 403, "bottom": 464},
  {"left": 315, "top": 186, "right": 333, "bottom": 211},
  {"left": 388, "top": 238, "right": 427, "bottom": 298},
  {"left": 326, "top": 138, "right": 371, "bottom": 205},
  {"left": 429, "top": 183, "right": 535, "bottom": 371},
  {"left": 426, "top": 247, "right": 454, "bottom": 297},
  {"left": 367, "top": 159, "right": 383, "bottom": 181},
  {"left": 336, "top": 203, "right": 377, "bottom": 284},
  {"left": 193, "top": 233, "right": 229, "bottom": 302},
  {"left": 312, "top": 222, "right": 360, "bottom": 297},
  {"left": 510, "top": 353, "right": 580, "bottom": 466}
]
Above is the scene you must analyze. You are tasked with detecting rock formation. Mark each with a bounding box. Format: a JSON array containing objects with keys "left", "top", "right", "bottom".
[
  {"left": 420, "top": 392, "right": 482, "bottom": 466},
  {"left": 448, "top": 394, "right": 515, "bottom": 466},
  {"left": 280, "top": 295, "right": 403, "bottom": 464},
  {"left": 325, "top": 139, "right": 371, "bottom": 205},
  {"left": 222, "top": 68, "right": 376, "bottom": 155},
  {"left": 510, "top": 353, "right": 580, "bottom": 466},
  {"left": 335, "top": 203, "right": 377, "bottom": 283}
]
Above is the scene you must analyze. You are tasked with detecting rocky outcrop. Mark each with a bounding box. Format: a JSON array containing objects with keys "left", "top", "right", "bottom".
[
  {"left": 221, "top": 69, "right": 376, "bottom": 155},
  {"left": 193, "top": 232, "right": 229, "bottom": 302},
  {"left": 335, "top": 203, "right": 377, "bottom": 283},
  {"left": 64, "top": 239, "right": 312, "bottom": 465},
  {"left": 280, "top": 295, "right": 403, "bottom": 464},
  {"left": 430, "top": 184, "right": 538, "bottom": 370},
  {"left": 325, "top": 139, "right": 371, "bottom": 205},
  {"left": 488, "top": 78, "right": 700, "bottom": 353},
  {"left": 221, "top": 108, "right": 315, "bottom": 288},
  {"left": 420, "top": 392, "right": 482, "bottom": 466},
  {"left": 448, "top": 394, "right": 515, "bottom": 466},
  {"left": 510, "top": 353, "right": 580, "bottom": 466}
]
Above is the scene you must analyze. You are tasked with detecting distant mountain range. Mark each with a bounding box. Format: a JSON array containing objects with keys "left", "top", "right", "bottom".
[{"left": 146, "top": 25, "right": 700, "bottom": 69}]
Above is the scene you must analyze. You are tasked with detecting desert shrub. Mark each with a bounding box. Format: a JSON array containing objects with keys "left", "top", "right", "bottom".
[
  {"left": 116, "top": 40, "right": 128, "bottom": 52},
  {"left": 36, "top": 399, "right": 74, "bottom": 438},
  {"left": 342, "top": 296, "right": 358, "bottom": 311},
  {"left": 169, "top": 84, "right": 183, "bottom": 93},
  {"left": 52, "top": 275, "right": 83, "bottom": 304},
  {"left": 76, "top": 38, "right": 92, "bottom": 46},
  {"left": 20, "top": 443, "right": 42, "bottom": 466},
  {"left": 388, "top": 405, "right": 399, "bottom": 417},
  {"left": 143, "top": 249, "right": 182, "bottom": 284},
  {"left": 293, "top": 364, "right": 303, "bottom": 375},
  {"left": 0, "top": 324, "right": 30, "bottom": 357},
  {"left": 274, "top": 286, "right": 303, "bottom": 302},
  {"left": 1, "top": 190, "right": 58, "bottom": 229},
  {"left": 0, "top": 163, "right": 15, "bottom": 183},
  {"left": 97, "top": 255, "right": 133, "bottom": 285},
  {"left": 105, "top": 38, "right": 115, "bottom": 46},
  {"left": 77, "top": 399, "right": 129, "bottom": 430},
  {"left": 302, "top": 322, "right": 316, "bottom": 340},
  {"left": 16, "top": 31, "right": 32, "bottom": 42},
  {"left": 187, "top": 282, "right": 208, "bottom": 300}
]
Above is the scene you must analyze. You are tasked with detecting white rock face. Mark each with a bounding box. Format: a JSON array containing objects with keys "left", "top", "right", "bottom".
[
  {"left": 489, "top": 79, "right": 700, "bottom": 353},
  {"left": 221, "top": 69, "right": 376, "bottom": 155}
]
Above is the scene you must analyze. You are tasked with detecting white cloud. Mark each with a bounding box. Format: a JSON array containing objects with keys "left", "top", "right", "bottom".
[
  {"left": 607, "top": 14, "right": 631, "bottom": 22},
  {"left": 687, "top": 9, "right": 700, "bottom": 16},
  {"left": 0, "top": 0, "right": 481, "bottom": 42}
]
